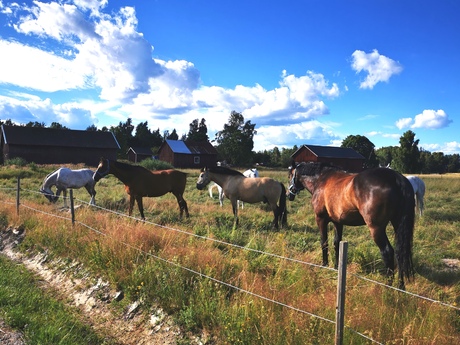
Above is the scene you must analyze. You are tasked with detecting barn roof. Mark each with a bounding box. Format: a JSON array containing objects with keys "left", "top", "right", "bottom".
[
  {"left": 1, "top": 125, "right": 120, "bottom": 149},
  {"left": 165, "top": 139, "right": 191, "bottom": 154},
  {"left": 185, "top": 140, "right": 218, "bottom": 155},
  {"left": 294, "top": 144, "right": 365, "bottom": 159}
]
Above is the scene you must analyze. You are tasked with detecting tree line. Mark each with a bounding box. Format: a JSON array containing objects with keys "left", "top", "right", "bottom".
[{"left": 1, "top": 113, "right": 459, "bottom": 174}]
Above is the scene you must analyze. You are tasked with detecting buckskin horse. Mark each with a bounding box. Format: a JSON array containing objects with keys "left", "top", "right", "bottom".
[
  {"left": 287, "top": 161, "right": 415, "bottom": 290},
  {"left": 40, "top": 168, "right": 96, "bottom": 207},
  {"left": 93, "top": 158, "right": 189, "bottom": 220},
  {"left": 197, "top": 166, "right": 287, "bottom": 229}
]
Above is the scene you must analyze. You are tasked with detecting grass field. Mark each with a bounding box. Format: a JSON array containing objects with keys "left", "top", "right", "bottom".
[{"left": 0, "top": 163, "right": 459, "bottom": 344}]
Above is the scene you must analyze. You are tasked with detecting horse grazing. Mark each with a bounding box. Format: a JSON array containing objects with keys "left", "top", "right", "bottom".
[
  {"left": 288, "top": 161, "right": 415, "bottom": 290},
  {"left": 40, "top": 168, "right": 96, "bottom": 207},
  {"left": 406, "top": 176, "right": 425, "bottom": 216},
  {"left": 197, "top": 166, "right": 287, "bottom": 229},
  {"left": 208, "top": 168, "right": 259, "bottom": 208},
  {"left": 93, "top": 158, "right": 189, "bottom": 220}
]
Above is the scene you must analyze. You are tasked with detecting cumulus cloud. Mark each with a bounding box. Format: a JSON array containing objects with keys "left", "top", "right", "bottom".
[
  {"left": 396, "top": 109, "right": 452, "bottom": 130},
  {"left": 351, "top": 49, "right": 403, "bottom": 89},
  {"left": 0, "top": 0, "right": 342, "bottom": 151}
]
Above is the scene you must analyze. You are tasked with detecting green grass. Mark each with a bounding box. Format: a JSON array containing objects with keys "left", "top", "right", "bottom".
[
  {"left": 1, "top": 164, "right": 460, "bottom": 344},
  {"left": 0, "top": 255, "right": 115, "bottom": 345}
]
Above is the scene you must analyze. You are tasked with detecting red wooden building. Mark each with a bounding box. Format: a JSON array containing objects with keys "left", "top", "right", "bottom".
[
  {"left": 158, "top": 139, "right": 218, "bottom": 169},
  {"left": 1, "top": 125, "right": 120, "bottom": 166},
  {"left": 291, "top": 144, "right": 365, "bottom": 172}
]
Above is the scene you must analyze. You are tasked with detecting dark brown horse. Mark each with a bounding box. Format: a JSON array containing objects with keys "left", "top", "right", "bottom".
[
  {"left": 287, "top": 161, "right": 415, "bottom": 290},
  {"left": 196, "top": 166, "right": 287, "bottom": 229},
  {"left": 93, "top": 158, "right": 189, "bottom": 220}
]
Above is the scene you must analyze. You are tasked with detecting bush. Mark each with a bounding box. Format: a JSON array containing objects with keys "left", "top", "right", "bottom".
[
  {"left": 4, "top": 157, "right": 28, "bottom": 167},
  {"left": 139, "top": 159, "right": 173, "bottom": 170}
]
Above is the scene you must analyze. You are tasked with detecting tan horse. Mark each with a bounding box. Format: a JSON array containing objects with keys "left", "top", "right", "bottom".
[
  {"left": 196, "top": 166, "right": 287, "bottom": 229},
  {"left": 93, "top": 158, "right": 189, "bottom": 220}
]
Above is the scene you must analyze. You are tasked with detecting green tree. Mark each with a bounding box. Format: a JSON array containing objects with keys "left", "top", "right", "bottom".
[
  {"left": 86, "top": 124, "right": 98, "bottom": 131},
  {"left": 392, "top": 130, "right": 420, "bottom": 173},
  {"left": 110, "top": 118, "right": 134, "bottom": 158},
  {"left": 25, "top": 121, "right": 46, "bottom": 127},
  {"left": 341, "top": 134, "right": 379, "bottom": 168},
  {"left": 375, "top": 146, "right": 397, "bottom": 167},
  {"left": 215, "top": 111, "right": 256, "bottom": 165},
  {"left": 49, "top": 122, "right": 69, "bottom": 130},
  {"left": 187, "top": 118, "right": 208, "bottom": 142},
  {"left": 133, "top": 121, "right": 153, "bottom": 148}
]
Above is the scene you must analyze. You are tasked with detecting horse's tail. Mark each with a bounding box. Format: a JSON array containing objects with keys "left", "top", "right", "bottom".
[
  {"left": 278, "top": 182, "right": 288, "bottom": 226},
  {"left": 396, "top": 176, "right": 415, "bottom": 287}
]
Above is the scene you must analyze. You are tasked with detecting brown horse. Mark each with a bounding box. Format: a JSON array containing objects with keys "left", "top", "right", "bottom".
[
  {"left": 196, "top": 166, "right": 287, "bottom": 229},
  {"left": 288, "top": 161, "right": 415, "bottom": 290},
  {"left": 93, "top": 158, "right": 189, "bottom": 220}
]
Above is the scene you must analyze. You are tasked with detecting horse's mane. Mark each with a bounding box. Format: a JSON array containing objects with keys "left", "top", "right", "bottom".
[
  {"left": 207, "top": 166, "right": 244, "bottom": 176},
  {"left": 296, "top": 161, "right": 343, "bottom": 176}
]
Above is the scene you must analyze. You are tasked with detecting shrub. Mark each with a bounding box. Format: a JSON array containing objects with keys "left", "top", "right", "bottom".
[{"left": 139, "top": 159, "right": 173, "bottom": 170}]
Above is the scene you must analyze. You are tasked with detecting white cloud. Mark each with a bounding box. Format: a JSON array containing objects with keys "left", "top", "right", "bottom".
[
  {"left": 395, "top": 117, "right": 413, "bottom": 130},
  {"left": 396, "top": 109, "right": 452, "bottom": 130},
  {"left": 412, "top": 109, "right": 452, "bottom": 129},
  {"left": 351, "top": 49, "right": 403, "bottom": 89},
  {"left": 0, "top": 0, "right": 343, "bottom": 153}
]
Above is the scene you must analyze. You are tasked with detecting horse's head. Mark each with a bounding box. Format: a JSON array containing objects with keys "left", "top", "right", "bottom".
[
  {"left": 287, "top": 162, "right": 305, "bottom": 201},
  {"left": 93, "top": 157, "right": 110, "bottom": 182},
  {"left": 40, "top": 188, "right": 58, "bottom": 203},
  {"left": 196, "top": 167, "right": 211, "bottom": 190}
]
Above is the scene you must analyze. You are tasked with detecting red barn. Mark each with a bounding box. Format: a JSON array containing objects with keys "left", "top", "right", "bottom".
[
  {"left": 291, "top": 144, "right": 365, "bottom": 172},
  {"left": 158, "top": 139, "right": 218, "bottom": 169},
  {"left": 1, "top": 125, "right": 120, "bottom": 166}
]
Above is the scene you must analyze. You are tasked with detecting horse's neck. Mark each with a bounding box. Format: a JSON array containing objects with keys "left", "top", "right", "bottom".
[
  {"left": 210, "top": 173, "right": 238, "bottom": 189},
  {"left": 110, "top": 162, "right": 136, "bottom": 184},
  {"left": 42, "top": 172, "right": 57, "bottom": 191}
]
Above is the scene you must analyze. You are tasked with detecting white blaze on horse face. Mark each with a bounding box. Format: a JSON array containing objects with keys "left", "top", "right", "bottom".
[{"left": 196, "top": 171, "right": 210, "bottom": 190}]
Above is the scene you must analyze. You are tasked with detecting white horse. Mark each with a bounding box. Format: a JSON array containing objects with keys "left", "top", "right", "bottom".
[
  {"left": 208, "top": 168, "right": 259, "bottom": 208},
  {"left": 406, "top": 176, "right": 425, "bottom": 216},
  {"left": 40, "top": 168, "right": 96, "bottom": 207}
]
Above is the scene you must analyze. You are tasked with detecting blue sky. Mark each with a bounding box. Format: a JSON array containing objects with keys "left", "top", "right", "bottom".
[{"left": 0, "top": 0, "right": 459, "bottom": 154}]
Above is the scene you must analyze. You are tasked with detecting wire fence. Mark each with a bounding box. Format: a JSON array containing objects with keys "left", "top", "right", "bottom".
[{"left": 1, "top": 182, "right": 459, "bottom": 344}]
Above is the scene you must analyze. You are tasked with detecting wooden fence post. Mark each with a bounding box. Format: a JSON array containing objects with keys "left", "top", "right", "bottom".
[
  {"left": 16, "top": 176, "right": 20, "bottom": 216},
  {"left": 69, "top": 189, "right": 75, "bottom": 225},
  {"left": 335, "top": 241, "right": 348, "bottom": 345}
]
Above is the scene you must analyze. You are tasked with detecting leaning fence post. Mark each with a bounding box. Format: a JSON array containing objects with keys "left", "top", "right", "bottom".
[
  {"left": 335, "top": 241, "right": 348, "bottom": 345},
  {"left": 16, "top": 176, "right": 20, "bottom": 216},
  {"left": 69, "top": 189, "right": 75, "bottom": 225}
]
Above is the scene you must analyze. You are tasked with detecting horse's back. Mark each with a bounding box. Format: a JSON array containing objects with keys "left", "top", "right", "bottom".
[
  {"left": 236, "top": 177, "right": 281, "bottom": 203},
  {"left": 133, "top": 169, "right": 187, "bottom": 196}
]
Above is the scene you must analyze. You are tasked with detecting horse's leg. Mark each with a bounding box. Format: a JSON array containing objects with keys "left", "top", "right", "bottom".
[
  {"left": 128, "top": 195, "right": 136, "bottom": 216},
  {"left": 136, "top": 196, "right": 145, "bottom": 220},
  {"left": 271, "top": 203, "right": 279, "bottom": 230},
  {"left": 85, "top": 184, "right": 96, "bottom": 205},
  {"left": 218, "top": 187, "right": 224, "bottom": 207},
  {"left": 316, "top": 217, "right": 330, "bottom": 266},
  {"left": 173, "top": 192, "right": 189, "bottom": 219},
  {"left": 231, "top": 198, "right": 239, "bottom": 228},
  {"left": 61, "top": 188, "right": 68, "bottom": 208},
  {"left": 369, "top": 226, "right": 395, "bottom": 286},
  {"left": 332, "top": 222, "right": 343, "bottom": 269}
]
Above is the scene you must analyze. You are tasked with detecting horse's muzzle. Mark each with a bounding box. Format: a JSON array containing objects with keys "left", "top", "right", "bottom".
[{"left": 196, "top": 183, "right": 205, "bottom": 190}]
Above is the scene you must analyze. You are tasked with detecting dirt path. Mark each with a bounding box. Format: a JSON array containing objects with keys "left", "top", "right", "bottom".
[{"left": 0, "top": 227, "right": 198, "bottom": 345}]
